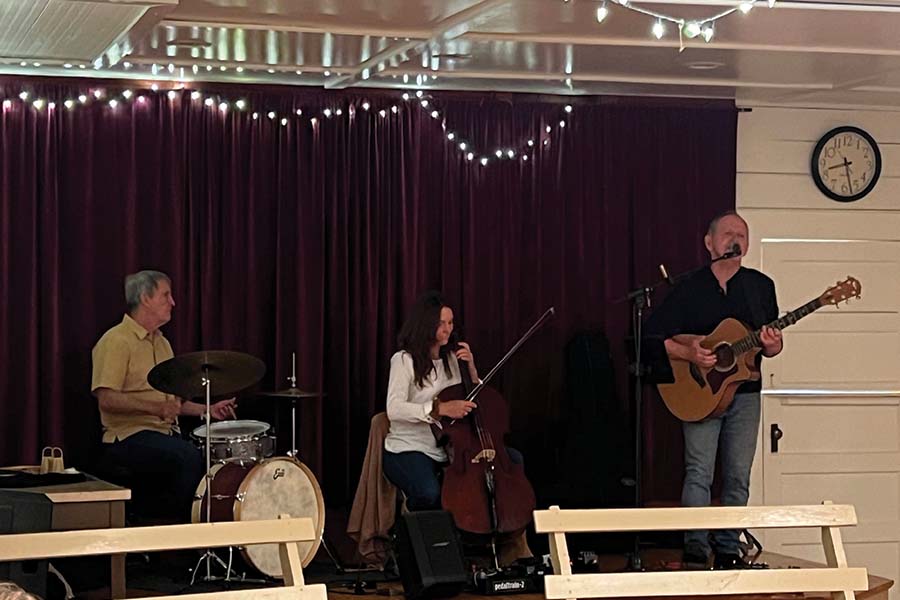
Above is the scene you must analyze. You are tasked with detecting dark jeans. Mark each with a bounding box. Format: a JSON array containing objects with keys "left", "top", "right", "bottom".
[
  {"left": 383, "top": 447, "right": 524, "bottom": 511},
  {"left": 104, "top": 430, "right": 205, "bottom": 521}
]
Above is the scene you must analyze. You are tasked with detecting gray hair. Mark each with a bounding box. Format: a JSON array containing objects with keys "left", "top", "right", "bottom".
[
  {"left": 124, "top": 270, "right": 170, "bottom": 313},
  {"left": 707, "top": 210, "right": 747, "bottom": 236},
  {"left": 0, "top": 582, "right": 40, "bottom": 600}
]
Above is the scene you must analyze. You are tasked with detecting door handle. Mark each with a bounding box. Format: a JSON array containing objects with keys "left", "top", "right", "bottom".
[{"left": 770, "top": 423, "right": 783, "bottom": 453}]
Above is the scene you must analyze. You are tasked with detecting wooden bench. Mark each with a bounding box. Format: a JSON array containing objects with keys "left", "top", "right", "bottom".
[
  {"left": 534, "top": 502, "right": 868, "bottom": 600},
  {"left": 0, "top": 515, "right": 327, "bottom": 600}
]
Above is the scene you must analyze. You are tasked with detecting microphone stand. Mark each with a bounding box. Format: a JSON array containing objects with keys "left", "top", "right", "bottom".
[{"left": 618, "top": 245, "right": 741, "bottom": 572}]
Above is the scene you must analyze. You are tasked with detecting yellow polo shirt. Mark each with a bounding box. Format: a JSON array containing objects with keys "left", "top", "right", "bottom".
[{"left": 91, "top": 314, "right": 177, "bottom": 442}]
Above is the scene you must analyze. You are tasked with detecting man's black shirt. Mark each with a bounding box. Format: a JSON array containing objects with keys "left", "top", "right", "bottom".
[{"left": 644, "top": 266, "right": 778, "bottom": 394}]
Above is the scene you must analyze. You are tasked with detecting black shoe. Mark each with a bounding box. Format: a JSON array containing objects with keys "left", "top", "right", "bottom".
[
  {"left": 713, "top": 553, "right": 750, "bottom": 570},
  {"left": 681, "top": 550, "right": 709, "bottom": 570}
]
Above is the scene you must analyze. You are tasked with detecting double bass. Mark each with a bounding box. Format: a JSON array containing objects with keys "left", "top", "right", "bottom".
[{"left": 433, "top": 308, "right": 554, "bottom": 536}]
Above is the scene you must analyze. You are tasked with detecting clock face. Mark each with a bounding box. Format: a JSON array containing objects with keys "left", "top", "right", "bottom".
[{"left": 811, "top": 126, "right": 881, "bottom": 202}]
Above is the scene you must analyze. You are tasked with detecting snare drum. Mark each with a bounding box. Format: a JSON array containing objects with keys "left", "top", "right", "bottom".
[
  {"left": 191, "top": 419, "right": 275, "bottom": 462},
  {"left": 192, "top": 456, "right": 325, "bottom": 577}
]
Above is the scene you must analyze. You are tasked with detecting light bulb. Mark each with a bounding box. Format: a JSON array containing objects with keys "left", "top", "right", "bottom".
[
  {"left": 495, "top": 149, "right": 503, "bottom": 158},
  {"left": 191, "top": 91, "right": 201, "bottom": 100},
  {"left": 523, "top": 155, "right": 529, "bottom": 162},
  {"left": 564, "top": 104, "right": 573, "bottom": 113},
  {"left": 310, "top": 117, "right": 318, "bottom": 125},
  {"left": 545, "top": 125, "right": 552, "bottom": 133},
  {"left": 19, "top": 91, "right": 28, "bottom": 101},
  {"left": 252, "top": 112, "right": 259, "bottom": 120},
  {"left": 431, "top": 110, "right": 439, "bottom": 118},
  {"left": 281, "top": 117, "right": 288, "bottom": 126},
  {"left": 122, "top": 90, "right": 133, "bottom": 99},
  {"left": 416, "top": 91, "right": 424, "bottom": 98},
  {"left": 652, "top": 20, "right": 665, "bottom": 39},
  {"left": 324, "top": 108, "right": 332, "bottom": 117},
  {"left": 466, "top": 153, "right": 474, "bottom": 161},
  {"left": 64, "top": 100, "right": 74, "bottom": 109},
  {"left": 421, "top": 100, "right": 429, "bottom": 108},
  {"left": 683, "top": 21, "right": 702, "bottom": 38},
  {"left": 108, "top": 99, "right": 118, "bottom": 108},
  {"left": 447, "top": 133, "right": 455, "bottom": 141},
  {"left": 268, "top": 111, "right": 276, "bottom": 119},
  {"left": 402, "top": 93, "right": 410, "bottom": 101},
  {"left": 527, "top": 139, "right": 534, "bottom": 147},
  {"left": 391, "top": 105, "right": 398, "bottom": 113},
  {"left": 167, "top": 90, "right": 176, "bottom": 100},
  {"left": 559, "top": 120, "right": 566, "bottom": 128},
  {"left": 150, "top": 84, "right": 159, "bottom": 91},
  {"left": 596, "top": 4, "right": 609, "bottom": 23},
  {"left": 507, "top": 149, "right": 515, "bottom": 158},
  {"left": 33, "top": 99, "right": 44, "bottom": 110},
  {"left": 219, "top": 102, "right": 228, "bottom": 111},
  {"left": 459, "top": 142, "right": 467, "bottom": 151},
  {"left": 294, "top": 108, "right": 302, "bottom": 115},
  {"left": 480, "top": 157, "right": 488, "bottom": 166},
  {"left": 236, "top": 66, "right": 244, "bottom": 73},
  {"left": 768, "top": 0, "right": 776, "bottom": 6},
  {"left": 701, "top": 24, "right": 714, "bottom": 42},
  {"left": 78, "top": 95, "right": 87, "bottom": 103},
  {"left": 204, "top": 97, "right": 214, "bottom": 106},
  {"left": 739, "top": 1, "right": 753, "bottom": 13},
  {"left": 335, "top": 108, "right": 343, "bottom": 116},
  {"left": 379, "top": 109, "right": 387, "bottom": 117},
  {"left": 362, "top": 102, "right": 370, "bottom": 110}
]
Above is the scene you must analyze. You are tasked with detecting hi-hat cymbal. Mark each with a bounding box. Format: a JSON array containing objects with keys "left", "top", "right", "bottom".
[
  {"left": 261, "top": 387, "right": 326, "bottom": 399},
  {"left": 148, "top": 350, "right": 266, "bottom": 399}
]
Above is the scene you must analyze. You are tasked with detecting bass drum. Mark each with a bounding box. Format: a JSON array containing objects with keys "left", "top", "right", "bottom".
[{"left": 192, "top": 457, "right": 325, "bottom": 577}]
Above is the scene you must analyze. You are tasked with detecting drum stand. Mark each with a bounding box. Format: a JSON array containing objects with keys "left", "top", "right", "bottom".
[{"left": 190, "top": 367, "right": 265, "bottom": 586}]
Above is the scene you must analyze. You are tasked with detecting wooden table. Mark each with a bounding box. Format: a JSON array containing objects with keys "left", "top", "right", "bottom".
[{"left": 0, "top": 469, "right": 131, "bottom": 599}]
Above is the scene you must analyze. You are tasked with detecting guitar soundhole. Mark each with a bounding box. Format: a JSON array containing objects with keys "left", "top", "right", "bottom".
[{"left": 713, "top": 343, "right": 736, "bottom": 372}]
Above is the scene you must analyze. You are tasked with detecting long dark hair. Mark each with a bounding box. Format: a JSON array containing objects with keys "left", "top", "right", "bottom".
[{"left": 397, "top": 291, "right": 455, "bottom": 388}]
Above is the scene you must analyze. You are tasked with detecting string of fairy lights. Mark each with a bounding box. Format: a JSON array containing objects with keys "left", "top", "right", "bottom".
[
  {"left": 591, "top": 0, "right": 778, "bottom": 49},
  {"left": 1, "top": 83, "right": 571, "bottom": 167}
]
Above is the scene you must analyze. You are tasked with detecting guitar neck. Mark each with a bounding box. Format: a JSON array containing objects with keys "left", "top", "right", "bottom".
[{"left": 732, "top": 297, "right": 823, "bottom": 354}]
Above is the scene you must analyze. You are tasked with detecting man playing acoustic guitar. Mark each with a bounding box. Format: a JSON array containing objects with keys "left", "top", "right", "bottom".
[{"left": 646, "top": 211, "right": 783, "bottom": 570}]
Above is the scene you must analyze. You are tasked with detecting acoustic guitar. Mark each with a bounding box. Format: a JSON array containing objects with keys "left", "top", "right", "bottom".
[{"left": 657, "top": 276, "right": 861, "bottom": 422}]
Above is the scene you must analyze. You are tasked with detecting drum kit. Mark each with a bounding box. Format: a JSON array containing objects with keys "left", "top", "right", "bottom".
[{"left": 148, "top": 350, "right": 326, "bottom": 584}]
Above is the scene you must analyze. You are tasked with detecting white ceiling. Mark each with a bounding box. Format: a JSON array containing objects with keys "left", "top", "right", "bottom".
[{"left": 3, "top": 0, "right": 900, "bottom": 107}]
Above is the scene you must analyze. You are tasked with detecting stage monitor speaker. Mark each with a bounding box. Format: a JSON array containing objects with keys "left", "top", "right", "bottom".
[{"left": 395, "top": 510, "right": 467, "bottom": 600}]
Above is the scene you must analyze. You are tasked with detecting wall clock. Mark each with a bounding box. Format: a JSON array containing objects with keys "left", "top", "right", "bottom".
[{"left": 811, "top": 125, "right": 881, "bottom": 202}]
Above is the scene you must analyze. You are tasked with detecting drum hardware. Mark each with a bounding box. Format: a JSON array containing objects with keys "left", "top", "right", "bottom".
[
  {"left": 260, "top": 351, "right": 326, "bottom": 458},
  {"left": 149, "top": 350, "right": 266, "bottom": 585}
]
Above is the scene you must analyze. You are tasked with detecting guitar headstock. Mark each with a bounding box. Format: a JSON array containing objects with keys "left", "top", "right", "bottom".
[{"left": 819, "top": 276, "right": 862, "bottom": 307}]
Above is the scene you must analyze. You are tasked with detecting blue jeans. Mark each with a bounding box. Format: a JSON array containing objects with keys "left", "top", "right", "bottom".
[
  {"left": 682, "top": 392, "right": 760, "bottom": 557},
  {"left": 104, "top": 430, "right": 205, "bottom": 520},
  {"left": 383, "top": 448, "right": 524, "bottom": 512}
]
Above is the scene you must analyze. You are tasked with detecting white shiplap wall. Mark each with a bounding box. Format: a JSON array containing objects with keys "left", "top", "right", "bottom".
[{"left": 737, "top": 105, "right": 900, "bottom": 595}]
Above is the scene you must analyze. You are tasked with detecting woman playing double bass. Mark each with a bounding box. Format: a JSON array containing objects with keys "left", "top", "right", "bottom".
[{"left": 382, "top": 291, "right": 523, "bottom": 511}]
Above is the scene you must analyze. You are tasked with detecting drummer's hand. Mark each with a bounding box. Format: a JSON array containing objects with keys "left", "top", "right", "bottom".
[
  {"left": 210, "top": 398, "right": 237, "bottom": 420},
  {"left": 157, "top": 396, "right": 181, "bottom": 422},
  {"left": 438, "top": 400, "right": 477, "bottom": 420}
]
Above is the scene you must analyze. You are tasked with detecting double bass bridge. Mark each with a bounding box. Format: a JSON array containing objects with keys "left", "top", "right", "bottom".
[{"left": 471, "top": 449, "right": 496, "bottom": 463}]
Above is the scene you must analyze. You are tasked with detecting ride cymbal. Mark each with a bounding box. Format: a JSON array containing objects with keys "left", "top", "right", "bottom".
[{"left": 148, "top": 350, "right": 266, "bottom": 399}]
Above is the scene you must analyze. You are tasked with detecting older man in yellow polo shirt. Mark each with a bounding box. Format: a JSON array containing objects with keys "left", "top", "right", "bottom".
[{"left": 92, "top": 270, "right": 236, "bottom": 520}]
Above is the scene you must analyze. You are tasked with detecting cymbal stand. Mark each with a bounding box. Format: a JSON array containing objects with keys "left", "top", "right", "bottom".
[
  {"left": 287, "top": 352, "right": 299, "bottom": 458},
  {"left": 190, "top": 366, "right": 243, "bottom": 585}
]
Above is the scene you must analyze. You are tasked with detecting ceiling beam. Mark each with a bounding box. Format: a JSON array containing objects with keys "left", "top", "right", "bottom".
[
  {"left": 629, "top": 0, "right": 900, "bottom": 12},
  {"left": 159, "top": 18, "right": 429, "bottom": 40},
  {"left": 324, "top": 0, "right": 509, "bottom": 90}
]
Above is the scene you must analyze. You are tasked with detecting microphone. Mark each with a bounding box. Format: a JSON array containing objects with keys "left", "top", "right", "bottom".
[
  {"left": 720, "top": 243, "right": 742, "bottom": 260},
  {"left": 659, "top": 264, "right": 675, "bottom": 286}
]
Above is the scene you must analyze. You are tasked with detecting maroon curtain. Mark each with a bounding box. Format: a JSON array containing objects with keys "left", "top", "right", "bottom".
[{"left": 0, "top": 76, "right": 734, "bottom": 506}]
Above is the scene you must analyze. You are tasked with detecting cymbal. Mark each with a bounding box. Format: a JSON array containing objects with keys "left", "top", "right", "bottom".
[
  {"left": 261, "top": 387, "right": 326, "bottom": 399},
  {"left": 148, "top": 351, "right": 266, "bottom": 399}
]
